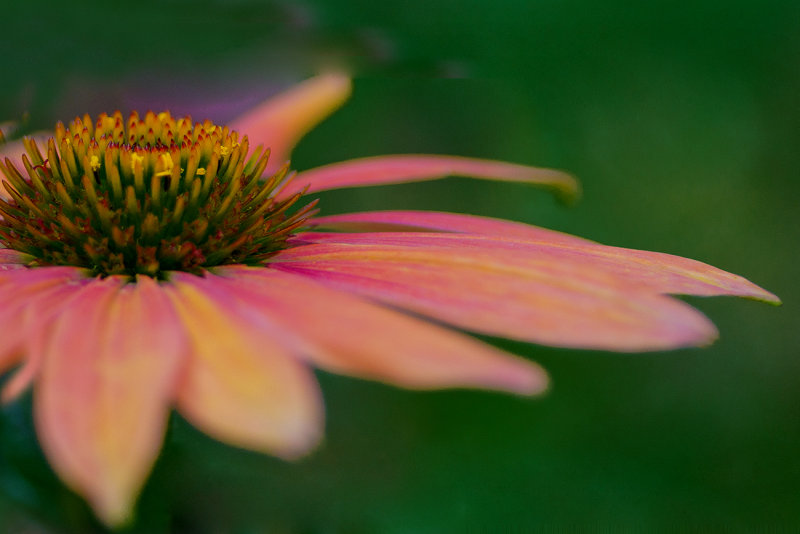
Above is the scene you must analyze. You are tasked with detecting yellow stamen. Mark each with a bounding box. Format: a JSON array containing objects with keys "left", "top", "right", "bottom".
[
  {"left": 130, "top": 153, "right": 144, "bottom": 176},
  {"left": 155, "top": 153, "right": 174, "bottom": 178}
]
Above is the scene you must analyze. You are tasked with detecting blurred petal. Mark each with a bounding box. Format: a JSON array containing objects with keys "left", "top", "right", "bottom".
[
  {"left": 0, "top": 267, "right": 89, "bottom": 379},
  {"left": 0, "top": 248, "right": 27, "bottom": 267},
  {"left": 35, "top": 277, "right": 186, "bottom": 526},
  {"left": 230, "top": 73, "right": 352, "bottom": 175},
  {"left": 0, "top": 265, "right": 86, "bottom": 287},
  {"left": 272, "top": 239, "right": 720, "bottom": 352},
  {"left": 299, "top": 226, "right": 780, "bottom": 304},
  {"left": 1, "top": 281, "right": 96, "bottom": 403},
  {"left": 282, "top": 155, "right": 580, "bottom": 202},
  {"left": 207, "top": 266, "right": 547, "bottom": 395},
  {"left": 166, "top": 273, "right": 323, "bottom": 459}
]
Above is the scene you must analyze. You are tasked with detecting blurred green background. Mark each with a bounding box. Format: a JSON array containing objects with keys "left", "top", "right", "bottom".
[{"left": 1, "top": 0, "right": 797, "bottom": 531}]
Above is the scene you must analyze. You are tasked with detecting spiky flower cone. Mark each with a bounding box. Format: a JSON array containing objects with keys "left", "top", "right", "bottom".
[{"left": 0, "top": 111, "right": 316, "bottom": 277}]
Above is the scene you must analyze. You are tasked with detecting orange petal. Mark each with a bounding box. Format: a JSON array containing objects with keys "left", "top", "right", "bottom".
[
  {"left": 35, "top": 276, "right": 187, "bottom": 527},
  {"left": 229, "top": 73, "right": 352, "bottom": 175},
  {"left": 282, "top": 155, "right": 580, "bottom": 202},
  {"left": 166, "top": 273, "right": 323, "bottom": 460},
  {"left": 271, "top": 240, "right": 719, "bottom": 352},
  {"left": 206, "top": 266, "right": 547, "bottom": 395}
]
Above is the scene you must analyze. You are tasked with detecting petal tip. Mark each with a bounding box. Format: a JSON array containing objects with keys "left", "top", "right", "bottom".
[
  {"left": 0, "top": 370, "right": 30, "bottom": 404},
  {"left": 697, "top": 325, "right": 720, "bottom": 349},
  {"left": 717, "top": 271, "right": 781, "bottom": 305},
  {"left": 315, "top": 71, "right": 353, "bottom": 97},
  {"left": 552, "top": 171, "right": 582, "bottom": 205},
  {"left": 500, "top": 360, "right": 550, "bottom": 397},
  {"left": 753, "top": 289, "right": 781, "bottom": 306},
  {"left": 275, "top": 424, "right": 324, "bottom": 461},
  {"left": 673, "top": 310, "right": 720, "bottom": 351},
  {"left": 530, "top": 169, "right": 583, "bottom": 206},
  {"left": 268, "top": 401, "right": 325, "bottom": 461},
  {"left": 93, "top": 494, "right": 136, "bottom": 530}
]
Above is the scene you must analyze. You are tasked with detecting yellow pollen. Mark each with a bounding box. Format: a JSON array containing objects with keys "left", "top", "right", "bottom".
[
  {"left": 90, "top": 155, "right": 101, "bottom": 171},
  {"left": 154, "top": 153, "right": 174, "bottom": 177},
  {"left": 130, "top": 153, "right": 144, "bottom": 174},
  {"left": 196, "top": 168, "right": 207, "bottom": 175}
]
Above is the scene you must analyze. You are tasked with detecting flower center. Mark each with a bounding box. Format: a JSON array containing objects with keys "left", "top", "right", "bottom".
[{"left": 0, "top": 111, "right": 316, "bottom": 277}]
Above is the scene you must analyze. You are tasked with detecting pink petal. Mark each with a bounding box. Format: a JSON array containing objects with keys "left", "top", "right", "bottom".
[
  {"left": 206, "top": 265, "right": 547, "bottom": 395},
  {"left": 0, "top": 265, "right": 87, "bottom": 286},
  {"left": 165, "top": 273, "right": 323, "bottom": 460},
  {"left": 297, "top": 227, "right": 779, "bottom": 304},
  {"left": 35, "top": 277, "right": 187, "bottom": 526},
  {"left": 229, "top": 73, "right": 352, "bottom": 175},
  {"left": 281, "top": 155, "right": 580, "bottom": 201},
  {"left": 311, "top": 210, "right": 593, "bottom": 245},
  {"left": 0, "top": 248, "right": 27, "bottom": 268},
  {"left": 0, "top": 267, "right": 90, "bottom": 381},
  {"left": 271, "top": 239, "right": 720, "bottom": 352},
  {"left": 1, "top": 281, "right": 97, "bottom": 403}
]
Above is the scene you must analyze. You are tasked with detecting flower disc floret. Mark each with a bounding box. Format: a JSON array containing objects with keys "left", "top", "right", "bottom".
[{"left": 0, "top": 111, "right": 316, "bottom": 277}]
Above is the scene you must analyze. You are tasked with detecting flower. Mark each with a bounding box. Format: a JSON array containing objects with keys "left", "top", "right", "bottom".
[{"left": 0, "top": 74, "right": 779, "bottom": 526}]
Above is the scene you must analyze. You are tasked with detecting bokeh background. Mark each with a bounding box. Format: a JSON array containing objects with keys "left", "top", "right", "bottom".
[{"left": 1, "top": 0, "right": 798, "bottom": 531}]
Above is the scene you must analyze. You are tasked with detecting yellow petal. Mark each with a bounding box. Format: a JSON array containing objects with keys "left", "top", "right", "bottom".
[{"left": 166, "top": 275, "right": 323, "bottom": 459}]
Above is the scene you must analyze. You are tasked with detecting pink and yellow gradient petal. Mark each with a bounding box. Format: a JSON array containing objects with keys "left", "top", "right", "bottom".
[
  {"left": 299, "top": 222, "right": 780, "bottom": 304},
  {"left": 271, "top": 239, "right": 720, "bottom": 352},
  {"left": 312, "top": 209, "right": 594, "bottom": 245},
  {"left": 230, "top": 77, "right": 578, "bottom": 201},
  {"left": 282, "top": 154, "right": 580, "bottom": 202},
  {"left": 200, "top": 266, "right": 547, "bottom": 395},
  {"left": 1, "top": 280, "right": 98, "bottom": 403},
  {"left": 35, "top": 276, "right": 187, "bottom": 526},
  {"left": 0, "top": 267, "right": 90, "bottom": 379},
  {"left": 229, "top": 73, "right": 352, "bottom": 175},
  {"left": 166, "top": 275, "right": 324, "bottom": 460}
]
